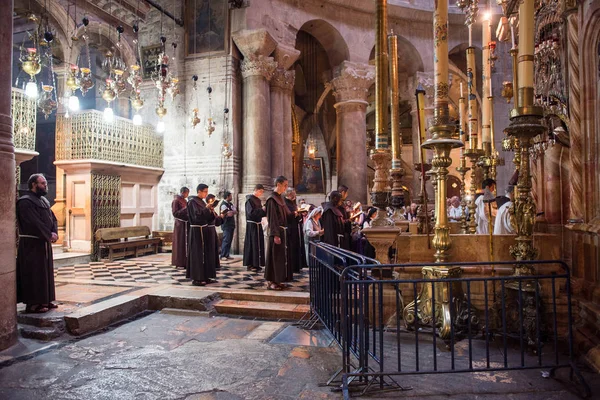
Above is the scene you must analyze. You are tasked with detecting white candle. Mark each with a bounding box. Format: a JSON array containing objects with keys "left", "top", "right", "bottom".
[
  {"left": 510, "top": 23, "right": 516, "bottom": 49},
  {"left": 460, "top": 82, "right": 464, "bottom": 98},
  {"left": 469, "top": 25, "right": 472, "bottom": 47},
  {"left": 489, "top": 75, "right": 492, "bottom": 97}
]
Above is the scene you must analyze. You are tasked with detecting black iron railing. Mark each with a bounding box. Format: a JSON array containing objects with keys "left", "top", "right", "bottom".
[{"left": 307, "top": 242, "right": 591, "bottom": 399}]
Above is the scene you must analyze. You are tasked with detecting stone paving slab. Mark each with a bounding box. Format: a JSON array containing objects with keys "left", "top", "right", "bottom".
[{"left": 1, "top": 312, "right": 598, "bottom": 399}]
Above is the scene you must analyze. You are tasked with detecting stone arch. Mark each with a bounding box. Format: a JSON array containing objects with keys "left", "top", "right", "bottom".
[
  {"left": 14, "top": 0, "right": 71, "bottom": 63},
  {"left": 297, "top": 20, "right": 350, "bottom": 68},
  {"left": 69, "top": 21, "right": 137, "bottom": 68},
  {"left": 580, "top": 3, "right": 600, "bottom": 222},
  {"left": 368, "top": 35, "right": 424, "bottom": 76}
]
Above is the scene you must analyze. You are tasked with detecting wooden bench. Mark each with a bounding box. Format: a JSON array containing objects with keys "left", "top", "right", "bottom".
[{"left": 95, "top": 226, "right": 160, "bottom": 261}]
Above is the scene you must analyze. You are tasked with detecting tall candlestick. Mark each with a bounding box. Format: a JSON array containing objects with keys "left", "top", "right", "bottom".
[
  {"left": 481, "top": 14, "right": 492, "bottom": 146},
  {"left": 518, "top": 0, "right": 534, "bottom": 108},
  {"left": 433, "top": 0, "right": 449, "bottom": 111},
  {"left": 459, "top": 95, "right": 466, "bottom": 145},
  {"left": 389, "top": 34, "right": 402, "bottom": 168},
  {"left": 466, "top": 47, "right": 478, "bottom": 150},
  {"left": 416, "top": 87, "right": 427, "bottom": 165},
  {"left": 375, "top": 0, "right": 389, "bottom": 149}
]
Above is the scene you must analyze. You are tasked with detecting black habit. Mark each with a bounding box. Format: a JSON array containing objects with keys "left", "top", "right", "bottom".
[
  {"left": 243, "top": 194, "right": 266, "bottom": 268},
  {"left": 186, "top": 196, "right": 223, "bottom": 282},
  {"left": 265, "top": 192, "right": 292, "bottom": 284},
  {"left": 285, "top": 198, "right": 306, "bottom": 272},
  {"left": 337, "top": 204, "right": 352, "bottom": 250},
  {"left": 171, "top": 195, "right": 188, "bottom": 268},
  {"left": 322, "top": 201, "right": 349, "bottom": 249},
  {"left": 16, "top": 191, "right": 58, "bottom": 306}
]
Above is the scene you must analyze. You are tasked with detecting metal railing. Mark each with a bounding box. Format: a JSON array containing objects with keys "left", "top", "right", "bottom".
[
  {"left": 308, "top": 243, "right": 592, "bottom": 399},
  {"left": 56, "top": 110, "right": 164, "bottom": 169},
  {"left": 11, "top": 87, "right": 37, "bottom": 151}
]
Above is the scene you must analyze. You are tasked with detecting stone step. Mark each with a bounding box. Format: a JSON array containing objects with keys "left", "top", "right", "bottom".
[
  {"left": 18, "top": 323, "right": 64, "bottom": 341},
  {"left": 17, "top": 313, "right": 65, "bottom": 329},
  {"left": 218, "top": 290, "right": 310, "bottom": 305},
  {"left": 213, "top": 299, "right": 310, "bottom": 320},
  {"left": 52, "top": 244, "right": 64, "bottom": 255},
  {"left": 53, "top": 252, "right": 91, "bottom": 269}
]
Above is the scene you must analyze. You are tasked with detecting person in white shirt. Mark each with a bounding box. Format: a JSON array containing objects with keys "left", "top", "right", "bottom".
[
  {"left": 494, "top": 186, "right": 515, "bottom": 235},
  {"left": 475, "top": 178, "right": 496, "bottom": 234},
  {"left": 448, "top": 196, "right": 462, "bottom": 221}
]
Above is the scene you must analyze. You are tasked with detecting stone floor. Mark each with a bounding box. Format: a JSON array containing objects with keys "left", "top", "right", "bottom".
[
  {"left": 54, "top": 254, "right": 310, "bottom": 292},
  {"left": 1, "top": 311, "right": 597, "bottom": 400}
]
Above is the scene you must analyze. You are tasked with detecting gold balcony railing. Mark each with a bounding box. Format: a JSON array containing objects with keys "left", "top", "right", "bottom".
[
  {"left": 11, "top": 88, "right": 37, "bottom": 151},
  {"left": 56, "top": 110, "right": 164, "bottom": 169}
]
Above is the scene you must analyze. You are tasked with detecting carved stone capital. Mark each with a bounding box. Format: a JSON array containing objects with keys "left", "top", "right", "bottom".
[
  {"left": 232, "top": 29, "right": 277, "bottom": 59},
  {"left": 271, "top": 68, "right": 295, "bottom": 91},
  {"left": 273, "top": 43, "right": 301, "bottom": 70},
  {"left": 241, "top": 56, "right": 277, "bottom": 80},
  {"left": 330, "top": 61, "right": 375, "bottom": 103}
]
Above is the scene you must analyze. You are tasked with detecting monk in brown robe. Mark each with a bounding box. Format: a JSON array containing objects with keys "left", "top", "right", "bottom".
[
  {"left": 243, "top": 184, "right": 266, "bottom": 272},
  {"left": 187, "top": 184, "right": 223, "bottom": 286},
  {"left": 265, "top": 176, "right": 294, "bottom": 290},
  {"left": 171, "top": 187, "right": 189, "bottom": 269},
  {"left": 16, "top": 174, "right": 58, "bottom": 313}
]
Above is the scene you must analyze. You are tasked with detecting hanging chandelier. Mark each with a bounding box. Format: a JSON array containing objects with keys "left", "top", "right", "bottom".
[
  {"left": 152, "top": 36, "right": 178, "bottom": 132},
  {"left": 20, "top": 14, "right": 44, "bottom": 99}
]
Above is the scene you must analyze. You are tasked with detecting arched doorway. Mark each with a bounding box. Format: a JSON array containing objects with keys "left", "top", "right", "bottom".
[{"left": 447, "top": 175, "right": 461, "bottom": 199}]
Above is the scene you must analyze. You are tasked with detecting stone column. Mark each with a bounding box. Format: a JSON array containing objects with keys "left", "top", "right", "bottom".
[
  {"left": 272, "top": 44, "right": 300, "bottom": 184},
  {"left": 0, "top": 0, "right": 17, "bottom": 351},
  {"left": 330, "top": 61, "right": 375, "bottom": 204},
  {"left": 566, "top": 12, "right": 584, "bottom": 222},
  {"left": 52, "top": 66, "right": 69, "bottom": 247},
  {"left": 233, "top": 30, "right": 277, "bottom": 191}
]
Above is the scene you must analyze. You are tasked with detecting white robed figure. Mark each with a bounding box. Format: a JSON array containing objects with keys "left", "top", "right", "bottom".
[
  {"left": 475, "top": 179, "right": 497, "bottom": 234},
  {"left": 494, "top": 186, "right": 516, "bottom": 235}
]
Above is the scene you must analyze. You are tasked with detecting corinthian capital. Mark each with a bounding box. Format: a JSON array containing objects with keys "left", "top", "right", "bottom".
[
  {"left": 241, "top": 56, "right": 277, "bottom": 80},
  {"left": 330, "top": 61, "right": 375, "bottom": 103},
  {"left": 271, "top": 68, "right": 295, "bottom": 91}
]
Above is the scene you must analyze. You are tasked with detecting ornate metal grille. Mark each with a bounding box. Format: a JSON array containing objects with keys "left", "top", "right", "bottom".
[
  {"left": 11, "top": 88, "right": 37, "bottom": 151},
  {"left": 91, "top": 173, "right": 121, "bottom": 260},
  {"left": 56, "top": 110, "right": 164, "bottom": 169}
]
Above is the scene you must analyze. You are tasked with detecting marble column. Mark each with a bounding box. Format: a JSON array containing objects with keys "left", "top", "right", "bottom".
[
  {"left": 330, "top": 61, "right": 375, "bottom": 204},
  {"left": 273, "top": 44, "right": 300, "bottom": 184},
  {"left": 233, "top": 30, "right": 277, "bottom": 192},
  {"left": 0, "top": 0, "right": 17, "bottom": 351},
  {"left": 270, "top": 44, "right": 299, "bottom": 184}
]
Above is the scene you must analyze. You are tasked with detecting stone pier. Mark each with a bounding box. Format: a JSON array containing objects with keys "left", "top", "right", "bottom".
[
  {"left": 0, "top": 0, "right": 17, "bottom": 351},
  {"left": 330, "top": 61, "right": 375, "bottom": 204}
]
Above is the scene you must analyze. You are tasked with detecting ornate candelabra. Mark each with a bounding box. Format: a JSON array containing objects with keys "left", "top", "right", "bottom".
[
  {"left": 504, "top": 0, "right": 543, "bottom": 276},
  {"left": 369, "top": 0, "right": 392, "bottom": 227},
  {"left": 456, "top": 156, "right": 470, "bottom": 234},
  {"left": 403, "top": 0, "right": 477, "bottom": 340},
  {"left": 464, "top": 148, "right": 484, "bottom": 234}
]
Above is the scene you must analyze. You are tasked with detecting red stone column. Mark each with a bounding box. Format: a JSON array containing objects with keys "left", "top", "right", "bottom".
[{"left": 0, "top": 0, "right": 17, "bottom": 351}]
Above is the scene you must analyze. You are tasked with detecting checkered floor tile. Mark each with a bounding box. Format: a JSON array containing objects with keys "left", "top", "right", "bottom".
[{"left": 54, "top": 256, "right": 310, "bottom": 292}]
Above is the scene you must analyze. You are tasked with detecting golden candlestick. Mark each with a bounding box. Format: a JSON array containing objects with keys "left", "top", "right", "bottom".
[
  {"left": 464, "top": 148, "right": 485, "bottom": 234},
  {"left": 370, "top": 0, "right": 392, "bottom": 226},
  {"left": 506, "top": 0, "right": 543, "bottom": 275},
  {"left": 466, "top": 47, "right": 479, "bottom": 151},
  {"left": 389, "top": 34, "right": 405, "bottom": 208},
  {"left": 403, "top": 0, "right": 477, "bottom": 340}
]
